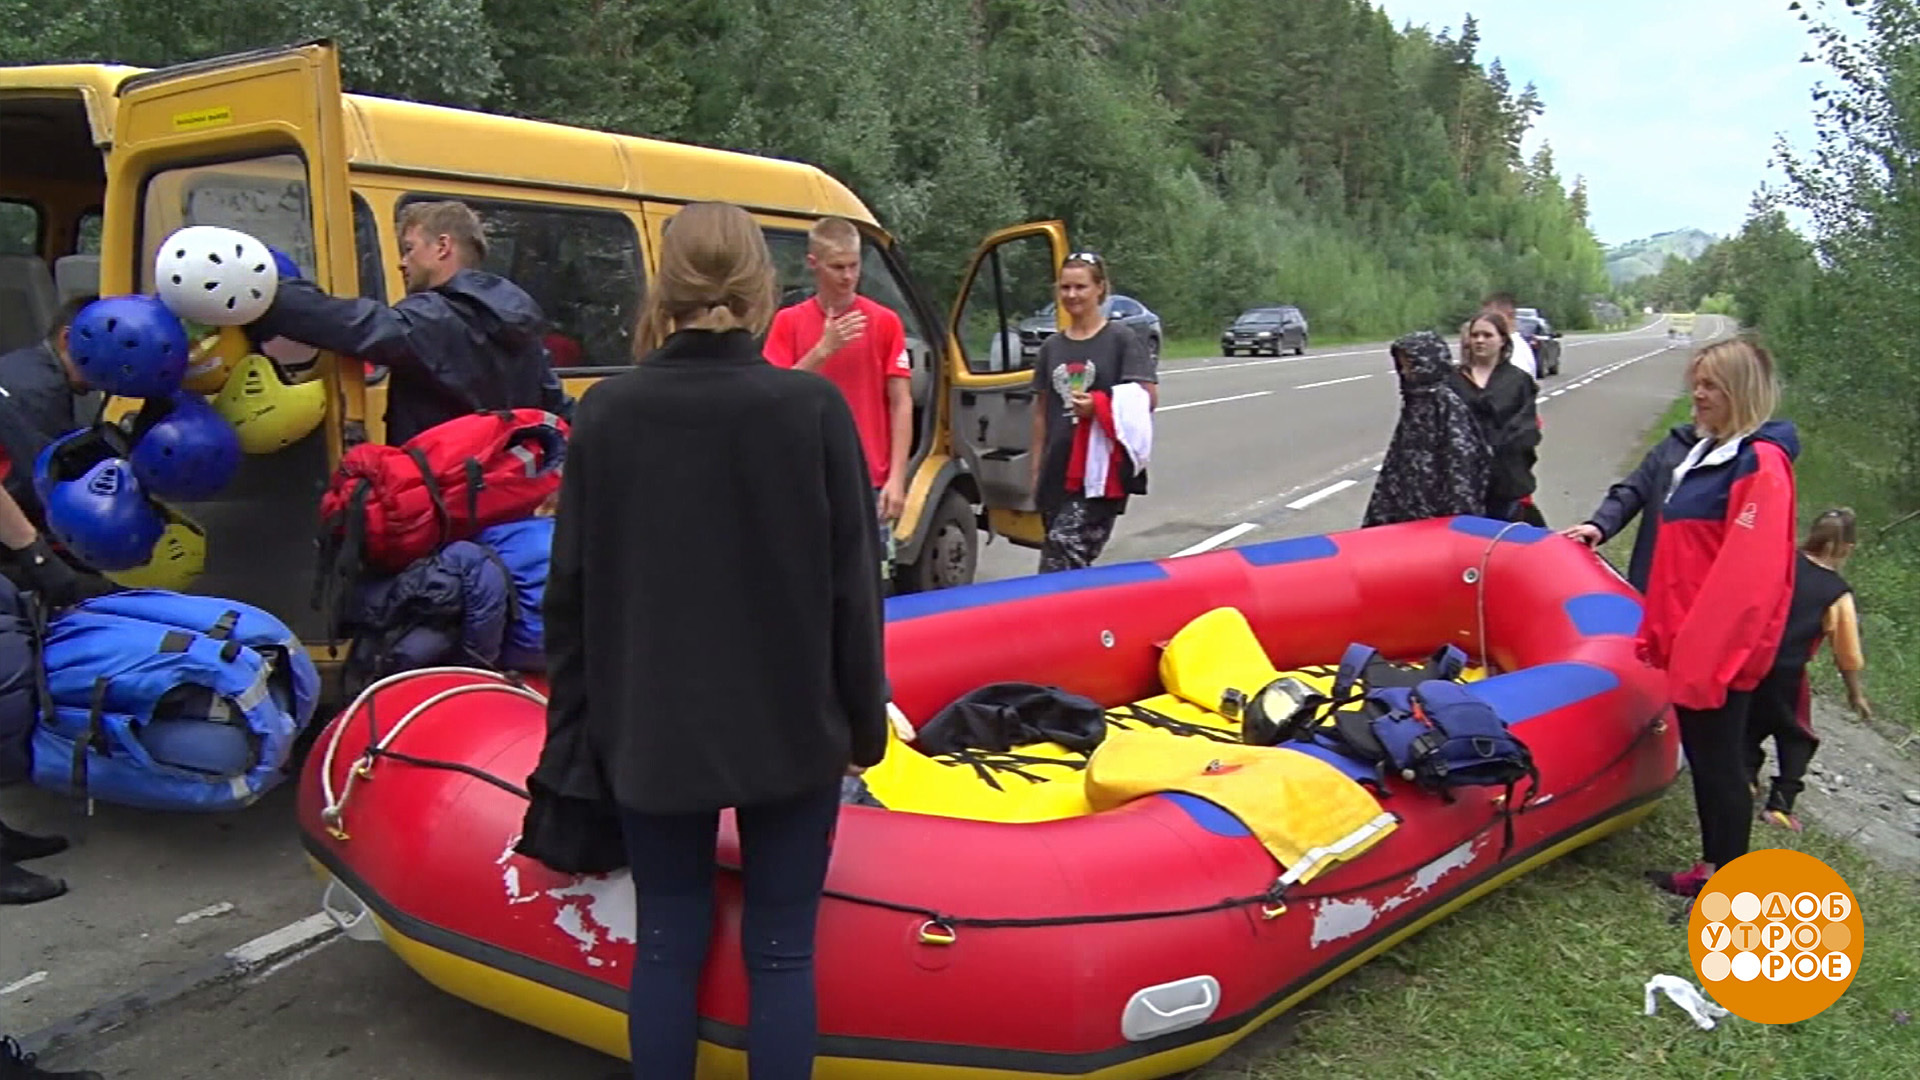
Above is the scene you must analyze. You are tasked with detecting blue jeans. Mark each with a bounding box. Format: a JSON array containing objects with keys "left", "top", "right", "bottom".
[{"left": 619, "top": 784, "right": 843, "bottom": 1080}]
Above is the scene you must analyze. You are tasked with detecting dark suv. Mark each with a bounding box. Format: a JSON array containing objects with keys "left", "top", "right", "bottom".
[
  {"left": 1515, "top": 313, "right": 1562, "bottom": 377},
  {"left": 1221, "top": 305, "right": 1308, "bottom": 356}
]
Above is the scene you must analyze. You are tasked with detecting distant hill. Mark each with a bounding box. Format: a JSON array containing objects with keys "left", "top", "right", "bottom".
[{"left": 1605, "top": 228, "right": 1717, "bottom": 285}]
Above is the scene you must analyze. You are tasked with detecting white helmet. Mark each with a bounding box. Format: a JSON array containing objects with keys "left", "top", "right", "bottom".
[{"left": 154, "top": 225, "right": 280, "bottom": 326}]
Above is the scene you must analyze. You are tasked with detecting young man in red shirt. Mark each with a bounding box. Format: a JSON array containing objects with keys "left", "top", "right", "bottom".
[{"left": 763, "top": 217, "right": 912, "bottom": 582}]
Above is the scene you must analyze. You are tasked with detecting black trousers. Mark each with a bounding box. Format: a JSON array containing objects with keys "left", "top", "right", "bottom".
[
  {"left": 1678, "top": 690, "right": 1754, "bottom": 871},
  {"left": 1744, "top": 666, "right": 1820, "bottom": 813}
]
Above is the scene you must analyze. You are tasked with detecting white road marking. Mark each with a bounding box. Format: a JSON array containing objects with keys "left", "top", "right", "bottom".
[
  {"left": 1287, "top": 479, "right": 1359, "bottom": 510},
  {"left": 1172, "top": 522, "right": 1259, "bottom": 557},
  {"left": 1158, "top": 390, "right": 1273, "bottom": 412},
  {"left": 176, "top": 902, "right": 236, "bottom": 925},
  {"left": 1162, "top": 348, "right": 1384, "bottom": 375},
  {"left": 227, "top": 913, "right": 338, "bottom": 967},
  {"left": 2, "top": 971, "right": 49, "bottom": 996},
  {"left": 1296, "top": 374, "right": 1374, "bottom": 390}
]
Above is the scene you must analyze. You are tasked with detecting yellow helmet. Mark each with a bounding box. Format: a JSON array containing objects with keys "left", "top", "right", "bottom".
[
  {"left": 212, "top": 353, "right": 327, "bottom": 454},
  {"left": 181, "top": 323, "right": 250, "bottom": 394},
  {"left": 104, "top": 503, "right": 207, "bottom": 592}
]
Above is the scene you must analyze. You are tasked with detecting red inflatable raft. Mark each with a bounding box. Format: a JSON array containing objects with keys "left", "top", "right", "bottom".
[{"left": 296, "top": 515, "right": 1676, "bottom": 1079}]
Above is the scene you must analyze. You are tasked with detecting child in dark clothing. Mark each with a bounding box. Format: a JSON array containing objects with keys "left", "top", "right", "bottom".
[{"left": 1744, "top": 508, "right": 1870, "bottom": 832}]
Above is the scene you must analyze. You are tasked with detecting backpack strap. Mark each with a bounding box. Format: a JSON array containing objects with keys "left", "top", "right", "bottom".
[
  {"left": 1422, "top": 644, "right": 1469, "bottom": 681},
  {"left": 463, "top": 457, "right": 485, "bottom": 527},
  {"left": 1330, "top": 643, "right": 1379, "bottom": 701},
  {"left": 312, "top": 479, "right": 373, "bottom": 644},
  {"left": 405, "top": 446, "right": 451, "bottom": 548}
]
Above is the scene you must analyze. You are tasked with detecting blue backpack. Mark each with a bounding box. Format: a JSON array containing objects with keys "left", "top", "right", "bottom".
[
  {"left": 475, "top": 516, "right": 551, "bottom": 672},
  {"left": 29, "top": 589, "right": 318, "bottom": 813}
]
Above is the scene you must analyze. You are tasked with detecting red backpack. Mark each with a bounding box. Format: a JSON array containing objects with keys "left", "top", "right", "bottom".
[{"left": 315, "top": 408, "right": 568, "bottom": 586}]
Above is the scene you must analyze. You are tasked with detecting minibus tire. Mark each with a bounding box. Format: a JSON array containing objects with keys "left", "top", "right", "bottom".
[{"left": 895, "top": 491, "right": 977, "bottom": 594}]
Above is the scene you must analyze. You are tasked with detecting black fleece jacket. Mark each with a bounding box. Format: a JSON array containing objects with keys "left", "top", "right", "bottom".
[
  {"left": 535, "top": 328, "right": 888, "bottom": 815},
  {"left": 1448, "top": 362, "right": 1541, "bottom": 504}
]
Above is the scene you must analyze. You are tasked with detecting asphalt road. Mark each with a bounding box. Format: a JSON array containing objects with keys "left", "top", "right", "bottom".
[{"left": 1, "top": 314, "right": 1727, "bottom": 1078}]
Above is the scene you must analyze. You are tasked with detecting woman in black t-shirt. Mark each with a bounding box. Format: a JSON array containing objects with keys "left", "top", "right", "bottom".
[
  {"left": 1449, "top": 312, "right": 1540, "bottom": 522},
  {"left": 1026, "top": 253, "right": 1158, "bottom": 573}
]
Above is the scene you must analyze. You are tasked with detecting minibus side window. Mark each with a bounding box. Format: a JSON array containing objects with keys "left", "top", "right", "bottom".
[
  {"left": 403, "top": 194, "right": 642, "bottom": 370},
  {"left": 0, "top": 200, "right": 42, "bottom": 255},
  {"left": 763, "top": 228, "right": 812, "bottom": 308}
]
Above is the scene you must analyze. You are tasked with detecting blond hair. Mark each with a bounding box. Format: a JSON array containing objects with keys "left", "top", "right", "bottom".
[
  {"left": 398, "top": 200, "right": 487, "bottom": 266},
  {"left": 808, "top": 216, "right": 860, "bottom": 257},
  {"left": 1688, "top": 337, "right": 1779, "bottom": 438},
  {"left": 633, "top": 202, "right": 777, "bottom": 357},
  {"left": 1803, "top": 507, "right": 1857, "bottom": 558}
]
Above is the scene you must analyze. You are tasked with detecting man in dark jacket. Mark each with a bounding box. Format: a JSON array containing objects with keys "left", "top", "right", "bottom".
[
  {"left": 1562, "top": 422, "right": 1697, "bottom": 591},
  {"left": 249, "top": 201, "right": 571, "bottom": 446},
  {"left": 0, "top": 295, "right": 93, "bottom": 446}
]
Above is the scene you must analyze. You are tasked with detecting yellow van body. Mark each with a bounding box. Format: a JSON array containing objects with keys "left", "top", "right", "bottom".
[{"left": 0, "top": 40, "right": 1064, "bottom": 679}]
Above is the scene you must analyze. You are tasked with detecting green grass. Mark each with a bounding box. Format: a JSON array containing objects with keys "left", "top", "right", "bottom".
[
  {"left": 1226, "top": 390, "right": 1919, "bottom": 1078},
  {"left": 1257, "top": 794, "right": 1920, "bottom": 1078}
]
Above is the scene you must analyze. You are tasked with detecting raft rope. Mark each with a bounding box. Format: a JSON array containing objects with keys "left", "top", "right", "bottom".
[
  {"left": 930, "top": 701, "right": 1254, "bottom": 791},
  {"left": 318, "top": 666, "right": 543, "bottom": 840},
  {"left": 313, "top": 663, "right": 1667, "bottom": 939},
  {"left": 1471, "top": 519, "right": 1530, "bottom": 675}
]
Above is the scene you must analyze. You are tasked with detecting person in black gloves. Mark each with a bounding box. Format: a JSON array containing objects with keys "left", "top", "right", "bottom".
[{"left": 0, "top": 481, "right": 108, "bottom": 906}]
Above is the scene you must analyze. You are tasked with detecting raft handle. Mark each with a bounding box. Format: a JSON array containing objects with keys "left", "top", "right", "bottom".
[
  {"left": 916, "top": 919, "right": 957, "bottom": 946},
  {"left": 1121, "top": 975, "right": 1220, "bottom": 1041},
  {"left": 321, "top": 878, "right": 382, "bottom": 943}
]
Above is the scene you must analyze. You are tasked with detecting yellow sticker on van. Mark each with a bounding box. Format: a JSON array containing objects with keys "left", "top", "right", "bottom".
[{"left": 172, "top": 106, "right": 234, "bottom": 132}]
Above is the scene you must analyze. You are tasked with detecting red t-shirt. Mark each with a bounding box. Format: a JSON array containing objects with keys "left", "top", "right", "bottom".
[{"left": 764, "top": 294, "right": 910, "bottom": 488}]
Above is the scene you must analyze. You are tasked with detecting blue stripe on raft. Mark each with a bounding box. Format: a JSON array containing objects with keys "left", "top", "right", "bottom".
[
  {"left": 1465, "top": 662, "right": 1621, "bottom": 726},
  {"left": 1235, "top": 534, "right": 1341, "bottom": 566},
  {"left": 1447, "top": 516, "right": 1552, "bottom": 543},
  {"left": 1161, "top": 792, "right": 1254, "bottom": 837},
  {"left": 884, "top": 561, "right": 1170, "bottom": 621},
  {"left": 1564, "top": 593, "right": 1643, "bottom": 637}
]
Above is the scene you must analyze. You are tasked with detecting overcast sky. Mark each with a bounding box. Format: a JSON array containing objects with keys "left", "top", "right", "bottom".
[{"left": 1372, "top": 0, "right": 1837, "bottom": 247}]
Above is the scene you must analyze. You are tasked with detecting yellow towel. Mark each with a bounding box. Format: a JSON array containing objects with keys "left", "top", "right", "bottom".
[{"left": 1085, "top": 728, "right": 1396, "bottom": 882}]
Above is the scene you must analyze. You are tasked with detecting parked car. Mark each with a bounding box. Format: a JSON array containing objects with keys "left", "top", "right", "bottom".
[
  {"left": 1515, "top": 313, "right": 1562, "bottom": 377},
  {"left": 1220, "top": 305, "right": 1308, "bottom": 356},
  {"left": 1016, "top": 293, "right": 1162, "bottom": 364}
]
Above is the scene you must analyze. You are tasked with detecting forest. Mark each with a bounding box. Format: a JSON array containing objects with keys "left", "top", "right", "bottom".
[
  {"left": 0, "top": 0, "right": 1612, "bottom": 341},
  {"left": 1634, "top": 0, "right": 1920, "bottom": 729}
]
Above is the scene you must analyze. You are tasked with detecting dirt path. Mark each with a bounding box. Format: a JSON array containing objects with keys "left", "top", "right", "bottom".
[{"left": 1769, "top": 695, "right": 1920, "bottom": 875}]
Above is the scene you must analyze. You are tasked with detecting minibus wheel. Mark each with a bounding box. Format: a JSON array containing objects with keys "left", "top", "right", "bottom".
[{"left": 896, "top": 491, "right": 977, "bottom": 594}]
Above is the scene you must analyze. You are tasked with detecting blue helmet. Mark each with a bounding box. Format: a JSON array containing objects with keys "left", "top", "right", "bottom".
[
  {"left": 43, "top": 461, "right": 165, "bottom": 573},
  {"left": 67, "top": 294, "right": 190, "bottom": 399},
  {"left": 268, "top": 247, "right": 302, "bottom": 281},
  {"left": 128, "top": 391, "right": 242, "bottom": 502}
]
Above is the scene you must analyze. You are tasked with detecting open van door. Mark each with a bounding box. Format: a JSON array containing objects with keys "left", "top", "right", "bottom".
[
  {"left": 947, "top": 221, "right": 1067, "bottom": 548},
  {"left": 100, "top": 40, "right": 360, "bottom": 644}
]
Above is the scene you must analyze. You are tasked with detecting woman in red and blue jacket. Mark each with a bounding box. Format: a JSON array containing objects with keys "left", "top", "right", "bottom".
[{"left": 1626, "top": 339, "right": 1799, "bottom": 897}]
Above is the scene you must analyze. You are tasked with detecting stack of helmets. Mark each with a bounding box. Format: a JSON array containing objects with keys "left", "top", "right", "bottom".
[{"left": 43, "top": 225, "right": 329, "bottom": 590}]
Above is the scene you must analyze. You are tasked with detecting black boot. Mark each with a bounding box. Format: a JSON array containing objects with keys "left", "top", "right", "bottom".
[
  {"left": 0, "top": 824, "right": 68, "bottom": 862},
  {"left": 0, "top": 859, "right": 66, "bottom": 906},
  {"left": 0, "top": 1036, "right": 103, "bottom": 1079}
]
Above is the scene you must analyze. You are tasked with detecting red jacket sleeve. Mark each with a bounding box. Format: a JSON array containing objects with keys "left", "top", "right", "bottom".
[{"left": 1665, "top": 442, "right": 1797, "bottom": 710}]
